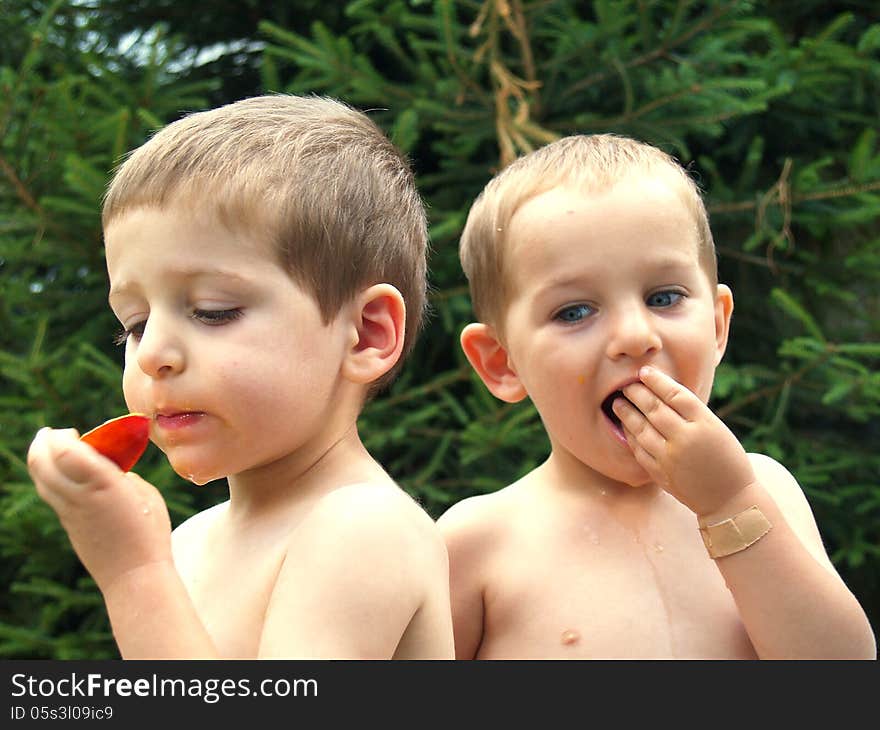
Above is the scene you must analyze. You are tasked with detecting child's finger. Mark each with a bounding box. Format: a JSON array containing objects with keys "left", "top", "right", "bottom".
[
  {"left": 29, "top": 427, "right": 121, "bottom": 503},
  {"left": 637, "top": 366, "right": 703, "bottom": 421},
  {"left": 621, "top": 424, "right": 662, "bottom": 480},
  {"left": 612, "top": 396, "right": 666, "bottom": 458},
  {"left": 619, "top": 382, "right": 681, "bottom": 439},
  {"left": 27, "top": 431, "right": 67, "bottom": 510},
  {"left": 53, "top": 437, "right": 120, "bottom": 488}
]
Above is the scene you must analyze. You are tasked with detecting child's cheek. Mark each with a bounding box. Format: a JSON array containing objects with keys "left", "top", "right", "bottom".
[{"left": 121, "top": 371, "right": 140, "bottom": 413}]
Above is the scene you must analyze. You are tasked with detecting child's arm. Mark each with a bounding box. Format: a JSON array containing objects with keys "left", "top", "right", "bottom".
[
  {"left": 27, "top": 427, "right": 219, "bottom": 658},
  {"left": 613, "top": 366, "right": 876, "bottom": 659},
  {"left": 29, "top": 430, "right": 453, "bottom": 659},
  {"left": 436, "top": 498, "right": 491, "bottom": 659}
]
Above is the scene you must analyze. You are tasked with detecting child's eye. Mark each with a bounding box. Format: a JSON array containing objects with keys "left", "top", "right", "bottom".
[
  {"left": 114, "top": 320, "right": 146, "bottom": 346},
  {"left": 646, "top": 291, "right": 684, "bottom": 308},
  {"left": 191, "top": 308, "right": 244, "bottom": 325},
  {"left": 554, "top": 303, "right": 594, "bottom": 323}
]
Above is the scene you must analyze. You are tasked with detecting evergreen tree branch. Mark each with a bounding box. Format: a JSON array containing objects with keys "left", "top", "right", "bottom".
[
  {"left": 716, "top": 349, "right": 835, "bottom": 420},
  {"left": 561, "top": 1, "right": 739, "bottom": 98},
  {"left": 0, "top": 157, "right": 44, "bottom": 216}
]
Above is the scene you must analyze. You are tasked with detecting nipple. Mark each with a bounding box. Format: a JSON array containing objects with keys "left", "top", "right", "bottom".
[
  {"left": 142, "top": 506, "right": 151, "bottom": 516},
  {"left": 561, "top": 629, "right": 581, "bottom": 646}
]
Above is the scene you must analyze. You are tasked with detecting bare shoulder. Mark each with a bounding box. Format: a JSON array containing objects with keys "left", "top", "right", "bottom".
[
  {"left": 747, "top": 452, "right": 811, "bottom": 516},
  {"left": 316, "top": 481, "right": 440, "bottom": 534},
  {"left": 169, "top": 500, "right": 229, "bottom": 578},
  {"left": 437, "top": 484, "right": 516, "bottom": 548},
  {"left": 298, "top": 481, "right": 447, "bottom": 569},
  {"left": 171, "top": 500, "right": 227, "bottom": 549},
  {"left": 260, "top": 481, "right": 453, "bottom": 658},
  {"left": 747, "top": 452, "right": 835, "bottom": 571},
  {"left": 437, "top": 479, "right": 530, "bottom": 570},
  {"left": 436, "top": 479, "right": 534, "bottom": 658}
]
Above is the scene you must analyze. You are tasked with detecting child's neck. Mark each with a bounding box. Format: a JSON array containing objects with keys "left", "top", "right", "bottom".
[
  {"left": 224, "top": 423, "right": 386, "bottom": 520},
  {"left": 540, "top": 448, "right": 663, "bottom": 505}
]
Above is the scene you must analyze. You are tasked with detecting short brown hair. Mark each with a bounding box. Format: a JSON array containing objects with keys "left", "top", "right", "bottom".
[
  {"left": 459, "top": 134, "right": 716, "bottom": 329},
  {"left": 103, "top": 94, "right": 428, "bottom": 390}
]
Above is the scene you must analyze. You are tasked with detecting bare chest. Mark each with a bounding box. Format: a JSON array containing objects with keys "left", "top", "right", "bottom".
[
  {"left": 477, "top": 519, "right": 756, "bottom": 659},
  {"left": 174, "top": 534, "right": 287, "bottom": 658}
]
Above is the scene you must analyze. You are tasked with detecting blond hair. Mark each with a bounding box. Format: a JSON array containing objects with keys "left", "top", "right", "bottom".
[
  {"left": 103, "top": 94, "right": 428, "bottom": 390},
  {"left": 459, "top": 134, "right": 716, "bottom": 329}
]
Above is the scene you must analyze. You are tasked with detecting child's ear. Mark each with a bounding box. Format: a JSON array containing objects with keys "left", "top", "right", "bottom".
[
  {"left": 460, "top": 323, "right": 527, "bottom": 403},
  {"left": 713, "top": 284, "right": 734, "bottom": 366},
  {"left": 342, "top": 284, "right": 406, "bottom": 384}
]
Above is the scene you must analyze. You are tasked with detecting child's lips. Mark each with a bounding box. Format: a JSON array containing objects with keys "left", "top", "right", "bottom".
[{"left": 155, "top": 411, "right": 206, "bottom": 431}]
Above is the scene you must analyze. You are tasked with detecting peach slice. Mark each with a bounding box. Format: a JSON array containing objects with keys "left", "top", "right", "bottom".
[{"left": 80, "top": 413, "right": 150, "bottom": 471}]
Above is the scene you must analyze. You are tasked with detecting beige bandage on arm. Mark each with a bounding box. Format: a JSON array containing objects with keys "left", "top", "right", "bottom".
[{"left": 699, "top": 505, "right": 772, "bottom": 559}]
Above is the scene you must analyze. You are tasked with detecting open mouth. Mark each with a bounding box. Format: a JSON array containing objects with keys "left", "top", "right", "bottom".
[{"left": 601, "top": 390, "right": 625, "bottom": 428}]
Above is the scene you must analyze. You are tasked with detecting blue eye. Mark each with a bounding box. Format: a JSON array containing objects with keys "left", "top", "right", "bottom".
[
  {"left": 555, "top": 303, "right": 594, "bottom": 323},
  {"left": 646, "top": 291, "right": 684, "bottom": 308}
]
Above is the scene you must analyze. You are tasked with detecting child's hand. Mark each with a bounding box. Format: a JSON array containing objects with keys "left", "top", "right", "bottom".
[
  {"left": 27, "top": 427, "right": 173, "bottom": 592},
  {"left": 612, "top": 366, "right": 757, "bottom": 517}
]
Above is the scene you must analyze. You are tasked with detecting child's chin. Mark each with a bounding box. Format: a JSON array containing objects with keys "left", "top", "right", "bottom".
[
  {"left": 614, "top": 464, "right": 652, "bottom": 488},
  {"left": 170, "top": 462, "right": 218, "bottom": 486}
]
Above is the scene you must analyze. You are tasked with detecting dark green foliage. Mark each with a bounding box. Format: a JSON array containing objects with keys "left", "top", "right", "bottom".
[
  {"left": 0, "top": 1, "right": 219, "bottom": 658},
  {"left": 1, "top": 0, "right": 878, "bottom": 657}
]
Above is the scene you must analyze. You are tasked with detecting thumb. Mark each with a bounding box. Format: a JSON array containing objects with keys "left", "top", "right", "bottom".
[{"left": 56, "top": 436, "right": 125, "bottom": 490}]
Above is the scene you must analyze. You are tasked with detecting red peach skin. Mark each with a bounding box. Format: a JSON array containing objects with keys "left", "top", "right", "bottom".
[{"left": 80, "top": 414, "right": 150, "bottom": 471}]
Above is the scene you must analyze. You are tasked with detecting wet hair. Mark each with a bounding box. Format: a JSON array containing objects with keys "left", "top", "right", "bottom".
[
  {"left": 459, "top": 133, "right": 716, "bottom": 330},
  {"left": 103, "top": 94, "right": 428, "bottom": 391}
]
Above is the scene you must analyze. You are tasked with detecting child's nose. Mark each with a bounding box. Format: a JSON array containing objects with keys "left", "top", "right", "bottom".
[
  {"left": 134, "top": 317, "right": 185, "bottom": 377},
  {"left": 605, "top": 305, "right": 662, "bottom": 361}
]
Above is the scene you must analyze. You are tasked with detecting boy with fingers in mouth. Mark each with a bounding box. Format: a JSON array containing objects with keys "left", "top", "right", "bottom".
[{"left": 439, "top": 134, "right": 875, "bottom": 659}]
